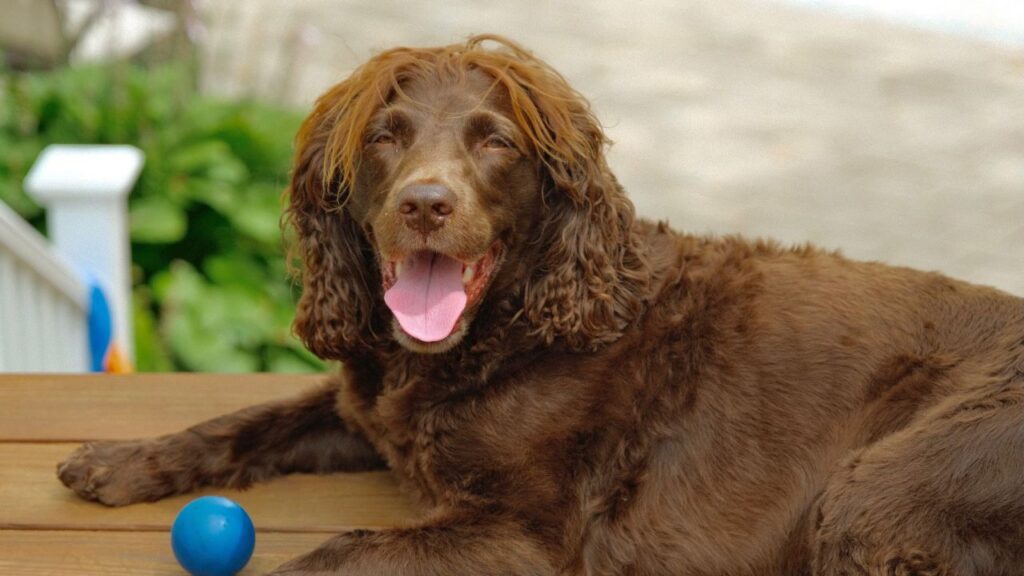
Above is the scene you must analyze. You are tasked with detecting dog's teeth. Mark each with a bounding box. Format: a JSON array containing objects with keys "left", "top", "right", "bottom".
[
  {"left": 463, "top": 266, "right": 474, "bottom": 284},
  {"left": 394, "top": 262, "right": 403, "bottom": 278}
]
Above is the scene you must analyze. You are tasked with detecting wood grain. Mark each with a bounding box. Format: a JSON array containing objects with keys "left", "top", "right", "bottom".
[
  {"left": 0, "top": 374, "right": 324, "bottom": 441},
  {"left": 0, "top": 443, "right": 415, "bottom": 532},
  {"left": 0, "top": 375, "right": 416, "bottom": 573},
  {"left": 0, "top": 530, "right": 331, "bottom": 575}
]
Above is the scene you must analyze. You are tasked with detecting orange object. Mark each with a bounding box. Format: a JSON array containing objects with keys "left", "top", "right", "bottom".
[{"left": 104, "top": 345, "right": 133, "bottom": 373}]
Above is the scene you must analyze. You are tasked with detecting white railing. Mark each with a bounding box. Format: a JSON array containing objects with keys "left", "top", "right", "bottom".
[
  {"left": 0, "top": 201, "right": 89, "bottom": 372},
  {"left": 0, "top": 144, "right": 142, "bottom": 373}
]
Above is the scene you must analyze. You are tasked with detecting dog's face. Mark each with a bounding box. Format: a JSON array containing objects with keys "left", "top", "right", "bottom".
[
  {"left": 288, "top": 36, "right": 649, "bottom": 359},
  {"left": 346, "top": 70, "right": 544, "bottom": 352}
]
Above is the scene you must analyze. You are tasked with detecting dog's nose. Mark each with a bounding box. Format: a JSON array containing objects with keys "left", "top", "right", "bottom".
[{"left": 397, "top": 183, "right": 456, "bottom": 234}]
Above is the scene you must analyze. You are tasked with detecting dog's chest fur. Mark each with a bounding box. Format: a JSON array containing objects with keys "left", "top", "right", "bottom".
[{"left": 336, "top": 346, "right": 597, "bottom": 511}]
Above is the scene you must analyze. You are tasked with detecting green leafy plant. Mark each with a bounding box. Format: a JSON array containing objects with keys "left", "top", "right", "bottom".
[{"left": 0, "top": 62, "right": 322, "bottom": 372}]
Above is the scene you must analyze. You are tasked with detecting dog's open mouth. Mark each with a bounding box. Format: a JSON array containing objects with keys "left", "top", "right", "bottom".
[{"left": 382, "top": 242, "right": 502, "bottom": 343}]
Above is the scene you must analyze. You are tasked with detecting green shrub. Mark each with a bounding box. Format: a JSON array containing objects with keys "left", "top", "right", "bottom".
[{"left": 0, "top": 63, "right": 323, "bottom": 372}]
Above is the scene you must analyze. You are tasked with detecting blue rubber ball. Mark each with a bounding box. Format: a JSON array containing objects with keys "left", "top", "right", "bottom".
[{"left": 171, "top": 496, "right": 255, "bottom": 576}]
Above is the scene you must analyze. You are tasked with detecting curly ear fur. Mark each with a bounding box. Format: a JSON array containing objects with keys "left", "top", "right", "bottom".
[
  {"left": 286, "top": 92, "right": 378, "bottom": 361},
  {"left": 523, "top": 123, "right": 652, "bottom": 351},
  {"left": 465, "top": 36, "right": 654, "bottom": 351}
]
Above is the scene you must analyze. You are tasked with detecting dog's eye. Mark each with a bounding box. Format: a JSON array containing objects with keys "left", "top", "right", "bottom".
[
  {"left": 368, "top": 132, "right": 397, "bottom": 146},
  {"left": 482, "top": 134, "right": 513, "bottom": 150}
]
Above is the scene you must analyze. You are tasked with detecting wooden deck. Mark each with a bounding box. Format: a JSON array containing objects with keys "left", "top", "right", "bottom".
[{"left": 0, "top": 374, "right": 415, "bottom": 575}]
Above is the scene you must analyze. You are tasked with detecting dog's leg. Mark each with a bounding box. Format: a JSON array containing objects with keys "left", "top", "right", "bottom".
[
  {"left": 57, "top": 379, "right": 384, "bottom": 506},
  {"left": 812, "top": 377, "right": 1024, "bottom": 575},
  {"left": 266, "top": 510, "right": 559, "bottom": 576}
]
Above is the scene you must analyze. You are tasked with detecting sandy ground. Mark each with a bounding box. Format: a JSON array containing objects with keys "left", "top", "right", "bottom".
[{"left": 200, "top": 0, "right": 1024, "bottom": 296}]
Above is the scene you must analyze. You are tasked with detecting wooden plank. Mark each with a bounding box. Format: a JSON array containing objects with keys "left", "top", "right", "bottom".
[
  {"left": 0, "top": 530, "right": 332, "bottom": 575},
  {"left": 0, "top": 374, "right": 324, "bottom": 441},
  {"left": 0, "top": 444, "right": 415, "bottom": 533}
]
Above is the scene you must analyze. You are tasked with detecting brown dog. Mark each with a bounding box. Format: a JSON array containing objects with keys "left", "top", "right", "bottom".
[{"left": 58, "top": 35, "right": 1024, "bottom": 575}]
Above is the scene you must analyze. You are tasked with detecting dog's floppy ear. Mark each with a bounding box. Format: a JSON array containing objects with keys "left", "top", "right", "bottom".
[
  {"left": 474, "top": 39, "right": 651, "bottom": 350},
  {"left": 286, "top": 87, "right": 378, "bottom": 361},
  {"left": 522, "top": 105, "right": 651, "bottom": 351}
]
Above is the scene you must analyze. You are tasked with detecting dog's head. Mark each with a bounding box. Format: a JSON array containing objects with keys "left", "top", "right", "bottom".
[{"left": 287, "top": 35, "right": 649, "bottom": 358}]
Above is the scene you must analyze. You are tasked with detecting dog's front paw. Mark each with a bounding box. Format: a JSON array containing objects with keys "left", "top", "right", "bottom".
[{"left": 57, "top": 440, "right": 176, "bottom": 506}]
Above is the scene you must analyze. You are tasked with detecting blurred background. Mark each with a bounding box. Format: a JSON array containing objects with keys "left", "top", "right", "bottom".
[{"left": 1, "top": 0, "right": 1021, "bottom": 372}]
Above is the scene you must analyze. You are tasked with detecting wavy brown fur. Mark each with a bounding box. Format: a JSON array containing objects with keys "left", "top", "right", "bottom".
[{"left": 59, "top": 35, "right": 1024, "bottom": 575}]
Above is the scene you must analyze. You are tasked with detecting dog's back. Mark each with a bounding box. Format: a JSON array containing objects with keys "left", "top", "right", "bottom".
[{"left": 579, "top": 223, "right": 1024, "bottom": 574}]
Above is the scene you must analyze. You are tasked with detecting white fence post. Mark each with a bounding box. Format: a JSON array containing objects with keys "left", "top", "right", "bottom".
[{"left": 25, "top": 144, "right": 144, "bottom": 363}]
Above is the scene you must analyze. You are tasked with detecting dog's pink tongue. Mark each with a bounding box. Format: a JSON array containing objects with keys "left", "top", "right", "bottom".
[{"left": 384, "top": 252, "right": 467, "bottom": 342}]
